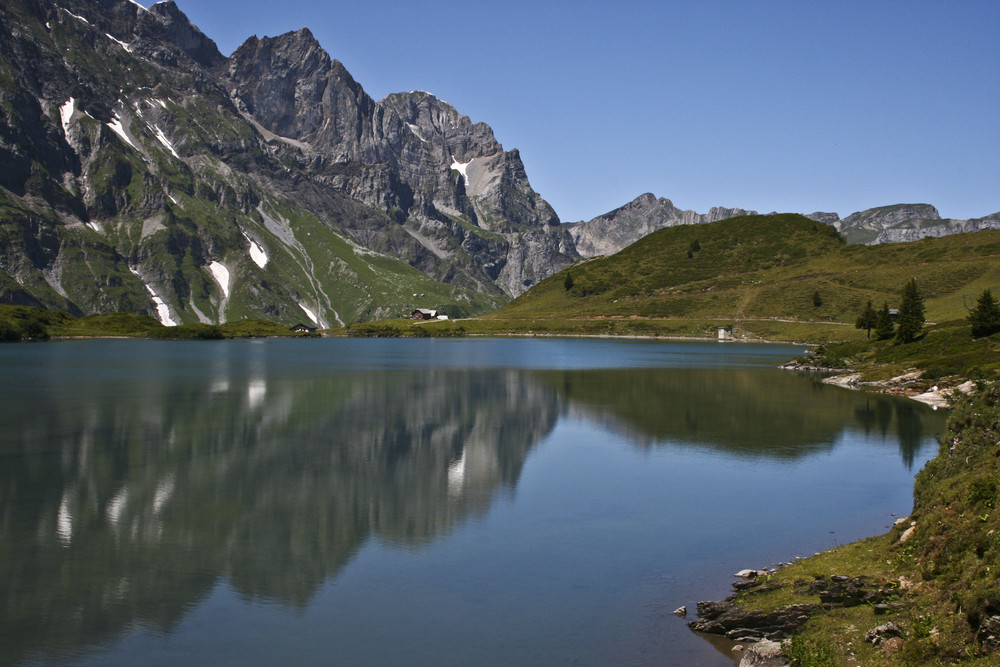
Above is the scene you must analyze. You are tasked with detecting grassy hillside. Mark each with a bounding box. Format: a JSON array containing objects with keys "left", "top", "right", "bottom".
[{"left": 480, "top": 214, "right": 1000, "bottom": 343}]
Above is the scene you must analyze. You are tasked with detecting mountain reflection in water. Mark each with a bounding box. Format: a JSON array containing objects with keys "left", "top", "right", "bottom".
[{"left": 0, "top": 339, "right": 945, "bottom": 664}]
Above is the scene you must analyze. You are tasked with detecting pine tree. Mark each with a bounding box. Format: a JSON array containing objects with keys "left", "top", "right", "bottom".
[
  {"left": 874, "top": 301, "right": 895, "bottom": 340},
  {"left": 563, "top": 272, "right": 574, "bottom": 291},
  {"left": 969, "top": 288, "right": 1000, "bottom": 338},
  {"left": 895, "top": 278, "right": 925, "bottom": 343},
  {"left": 855, "top": 300, "right": 877, "bottom": 339}
]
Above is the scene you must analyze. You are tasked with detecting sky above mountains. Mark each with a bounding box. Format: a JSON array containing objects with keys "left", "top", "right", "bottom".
[{"left": 159, "top": 0, "right": 1000, "bottom": 223}]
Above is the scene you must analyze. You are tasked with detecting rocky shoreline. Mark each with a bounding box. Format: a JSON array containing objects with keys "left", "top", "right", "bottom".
[
  {"left": 779, "top": 360, "right": 976, "bottom": 409},
  {"left": 686, "top": 567, "right": 908, "bottom": 666}
]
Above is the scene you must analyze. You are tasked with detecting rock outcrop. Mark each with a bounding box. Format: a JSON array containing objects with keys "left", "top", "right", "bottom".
[
  {"left": 688, "top": 571, "right": 898, "bottom": 646},
  {"left": 688, "top": 599, "right": 819, "bottom": 642}
]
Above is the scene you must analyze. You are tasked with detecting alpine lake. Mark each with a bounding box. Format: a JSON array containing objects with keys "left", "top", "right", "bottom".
[{"left": 0, "top": 337, "right": 947, "bottom": 666}]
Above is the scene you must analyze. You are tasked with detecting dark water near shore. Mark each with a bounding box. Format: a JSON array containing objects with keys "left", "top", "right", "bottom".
[{"left": 0, "top": 338, "right": 947, "bottom": 666}]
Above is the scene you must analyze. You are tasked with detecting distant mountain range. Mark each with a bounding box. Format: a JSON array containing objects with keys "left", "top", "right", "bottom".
[
  {"left": 567, "top": 196, "right": 1000, "bottom": 258},
  {"left": 1, "top": 0, "right": 996, "bottom": 324}
]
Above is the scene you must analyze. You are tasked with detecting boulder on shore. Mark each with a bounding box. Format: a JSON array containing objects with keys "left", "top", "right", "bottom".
[
  {"left": 688, "top": 600, "right": 819, "bottom": 642},
  {"left": 738, "top": 639, "right": 789, "bottom": 667}
]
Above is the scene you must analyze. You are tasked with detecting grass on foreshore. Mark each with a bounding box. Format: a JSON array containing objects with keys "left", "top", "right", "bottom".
[
  {"left": 809, "top": 321, "right": 1000, "bottom": 381},
  {"left": 338, "top": 315, "right": 863, "bottom": 343}
]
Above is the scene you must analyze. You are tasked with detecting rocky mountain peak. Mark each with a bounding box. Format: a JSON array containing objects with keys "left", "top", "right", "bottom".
[
  {"left": 54, "top": 0, "right": 224, "bottom": 70},
  {"left": 382, "top": 91, "right": 501, "bottom": 160},
  {"left": 805, "top": 212, "right": 841, "bottom": 225},
  {"left": 566, "top": 194, "right": 754, "bottom": 258},
  {"left": 226, "top": 28, "right": 373, "bottom": 154},
  {"left": 840, "top": 203, "right": 941, "bottom": 227},
  {"left": 141, "top": 0, "right": 223, "bottom": 67},
  {"left": 835, "top": 203, "right": 945, "bottom": 243}
]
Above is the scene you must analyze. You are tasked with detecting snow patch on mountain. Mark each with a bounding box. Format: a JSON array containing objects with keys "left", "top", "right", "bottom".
[
  {"left": 62, "top": 9, "right": 90, "bottom": 25},
  {"left": 407, "top": 123, "right": 428, "bottom": 143},
  {"left": 59, "top": 98, "right": 75, "bottom": 136},
  {"left": 208, "top": 261, "right": 230, "bottom": 298},
  {"left": 241, "top": 230, "right": 268, "bottom": 268},
  {"left": 106, "top": 33, "right": 132, "bottom": 52},
  {"left": 153, "top": 125, "right": 179, "bottom": 158},
  {"left": 130, "top": 268, "right": 177, "bottom": 326},
  {"left": 299, "top": 302, "right": 319, "bottom": 326},
  {"left": 106, "top": 113, "right": 138, "bottom": 150},
  {"left": 450, "top": 156, "right": 471, "bottom": 186}
]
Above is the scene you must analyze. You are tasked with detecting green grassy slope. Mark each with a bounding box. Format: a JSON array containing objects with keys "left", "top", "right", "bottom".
[{"left": 481, "top": 214, "right": 1000, "bottom": 343}]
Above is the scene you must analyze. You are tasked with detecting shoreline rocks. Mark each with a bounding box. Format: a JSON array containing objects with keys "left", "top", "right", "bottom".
[
  {"left": 737, "top": 639, "right": 789, "bottom": 667},
  {"left": 687, "top": 599, "right": 819, "bottom": 643},
  {"left": 686, "top": 569, "right": 902, "bottom": 662},
  {"left": 781, "top": 360, "right": 976, "bottom": 409}
]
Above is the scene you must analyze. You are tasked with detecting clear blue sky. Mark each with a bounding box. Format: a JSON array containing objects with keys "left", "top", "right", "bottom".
[{"left": 160, "top": 0, "right": 1000, "bottom": 222}]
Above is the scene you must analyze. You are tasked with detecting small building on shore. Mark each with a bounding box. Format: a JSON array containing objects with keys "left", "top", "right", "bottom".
[
  {"left": 717, "top": 326, "right": 734, "bottom": 341},
  {"left": 411, "top": 308, "right": 438, "bottom": 320}
]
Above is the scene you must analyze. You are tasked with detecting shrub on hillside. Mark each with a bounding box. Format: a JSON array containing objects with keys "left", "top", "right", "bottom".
[
  {"left": 896, "top": 278, "right": 925, "bottom": 343},
  {"left": 968, "top": 289, "right": 1000, "bottom": 338}
]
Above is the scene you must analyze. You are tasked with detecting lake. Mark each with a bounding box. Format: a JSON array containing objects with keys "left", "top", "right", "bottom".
[{"left": 0, "top": 338, "right": 947, "bottom": 666}]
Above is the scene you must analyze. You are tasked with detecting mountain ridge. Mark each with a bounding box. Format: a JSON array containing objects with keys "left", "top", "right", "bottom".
[{"left": 568, "top": 194, "right": 1000, "bottom": 258}]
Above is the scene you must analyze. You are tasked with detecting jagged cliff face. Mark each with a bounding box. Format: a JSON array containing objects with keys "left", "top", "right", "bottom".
[
  {"left": 0, "top": 0, "right": 575, "bottom": 324},
  {"left": 221, "top": 32, "right": 574, "bottom": 296},
  {"left": 565, "top": 193, "right": 757, "bottom": 258}
]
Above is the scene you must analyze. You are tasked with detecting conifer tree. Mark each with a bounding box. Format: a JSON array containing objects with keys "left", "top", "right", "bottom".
[
  {"left": 969, "top": 288, "right": 1000, "bottom": 338},
  {"left": 855, "top": 300, "right": 877, "bottom": 339},
  {"left": 895, "top": 278, "right": 925, "bottom": 343},
  {"left": 874, "top": 301, "right": 895, "bottom": 340}
]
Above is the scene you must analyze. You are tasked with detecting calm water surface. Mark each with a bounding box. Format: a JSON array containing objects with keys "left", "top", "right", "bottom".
[{"left": 0, "top": 338, "right": 947, "bottom": 666}]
